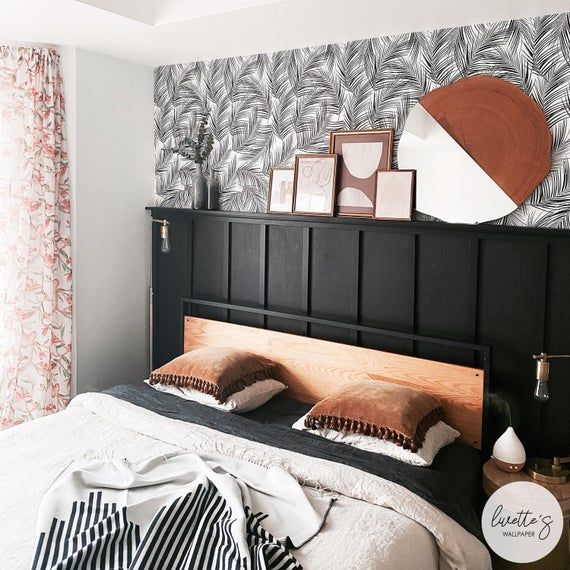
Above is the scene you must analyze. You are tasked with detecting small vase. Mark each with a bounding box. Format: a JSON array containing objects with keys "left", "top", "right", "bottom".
[
  {"left": 193, "top": 164, "right": 208, "bottom": 210},
  {"left": 492, "top": 426, "right": 526, "bottom": 472},
  {"left": 207, "top": 175, "right": 220, "bottom": 211}
]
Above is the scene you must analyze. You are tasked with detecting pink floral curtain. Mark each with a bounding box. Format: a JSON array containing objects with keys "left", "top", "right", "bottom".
[{"left": 0, "top": 47, "right": 72, "bottom": 428}]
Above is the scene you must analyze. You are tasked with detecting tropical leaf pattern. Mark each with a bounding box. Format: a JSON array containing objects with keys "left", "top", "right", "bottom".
[{"left": 155, "top": 14, "right": 570, "bottom": 228}]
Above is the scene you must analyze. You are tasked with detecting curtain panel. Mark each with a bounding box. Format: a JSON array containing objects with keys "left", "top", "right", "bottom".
[{"left": 0, "top": 47, "right": 72, "bottom": 428}]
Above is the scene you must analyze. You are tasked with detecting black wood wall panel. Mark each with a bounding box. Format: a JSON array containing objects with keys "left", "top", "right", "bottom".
[
  {"left": 152, "top": 215, "right": 190, "bottom": 366},
  {"left": 191, "top": 218, "right": 228, "bottom": 322},
  {"left": 541, "top": 244, "right": 570, "bottom": 457},
  {"left": 229, "top": 222, "right": 262, "bottom": 327},
  {"left": 310, "top": 228, "right": 359, "bottom": 344},
  {"left": 476, "top": 239, "right": 547, "bottom": 451},
  {"left": 359, "top": 231, "right": 415, "bottom": 355},
  {"left": 266, "top": 225, "right": 306, "bottom": 335},
  {"left": 150, "top": 208, "right": 570, "bottom": 456},
  {"left": 415, "top": 235, "right": 478, "bottom": 365}
]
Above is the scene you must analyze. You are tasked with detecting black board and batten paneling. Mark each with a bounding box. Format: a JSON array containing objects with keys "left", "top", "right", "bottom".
[
  {"left": 360, "top": 232, "right": 415, "bottom": 355},
  {"left": 266, "top": 225, "right": 306, "bottom": 335},
  {"left": 149, "top": 207, "right": 570, "bottom": 457},
  {"left": 310, "top": 228, "right": 359, "bottom": 344}
]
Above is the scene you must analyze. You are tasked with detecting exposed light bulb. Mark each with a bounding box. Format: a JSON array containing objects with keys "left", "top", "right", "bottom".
[
  {"left": 534, "top": 379, "right": 549, "bottom": 402},
  {"left": 159, "top": 221, "right": 170, "bottom": 254}
]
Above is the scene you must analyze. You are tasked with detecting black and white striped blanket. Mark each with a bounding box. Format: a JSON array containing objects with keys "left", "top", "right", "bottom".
[{"left": 32, "top": 454, "right": 332, "bottom": 570}]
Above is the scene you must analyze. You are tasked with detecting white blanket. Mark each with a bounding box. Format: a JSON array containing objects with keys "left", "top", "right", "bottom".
[
  {"left": 32, "top": 454, "right": 331, "bottom": 569},
  {"left": 0, "top": 392, "right": 491, "bottom": 569}
]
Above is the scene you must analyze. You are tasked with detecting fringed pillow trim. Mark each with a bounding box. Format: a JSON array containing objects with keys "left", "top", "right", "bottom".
[
  {"left": 304, "top": 406, "right": 443, "bottom": 452},
  {"left": 149, "top": 366, "right": 272, "bottom": 403}
]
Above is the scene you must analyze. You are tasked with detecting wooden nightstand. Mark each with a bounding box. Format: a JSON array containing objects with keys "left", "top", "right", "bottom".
[{"left": 483, "top": 459, "right": 570, "bottom": 569}]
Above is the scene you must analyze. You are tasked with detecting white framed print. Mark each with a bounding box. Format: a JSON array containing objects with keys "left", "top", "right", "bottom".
[
  {"left": 268, "top": 167, "right": 295, "bottom": 213},
  {"left": 292, "top": 154, "right": 337, "bottom": 216},
  {"left": 374, "top": 170, "right": 415, "bottom": 221}
]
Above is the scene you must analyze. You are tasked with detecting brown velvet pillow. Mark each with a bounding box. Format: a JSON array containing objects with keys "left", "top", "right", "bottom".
[
  {"left": 149, "top": 347, "right": 274, "bottom": 403},
  {"left": 304, "top": 379, "right": 443, "bottom": 452}
]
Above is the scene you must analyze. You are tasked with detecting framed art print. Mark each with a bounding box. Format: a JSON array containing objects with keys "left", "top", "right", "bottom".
[
  {"left": 292, "top": 154, "right": 337, "bottom": 216},
  {"left": 330, "top": 129, "right": 394, "bottom": 217},
  {"left": 268, "top": 167, "right": 295, "bottom": 213},
  {"left": 374, "top": 169, "right": 416, "bottom": 221}
]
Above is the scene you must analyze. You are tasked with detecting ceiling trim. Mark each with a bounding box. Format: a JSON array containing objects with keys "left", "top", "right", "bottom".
[{"left": 4, "top": 0, "right": 570, "bottom": 66}]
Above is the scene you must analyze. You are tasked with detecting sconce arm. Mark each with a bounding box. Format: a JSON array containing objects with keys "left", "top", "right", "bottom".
[{"left": 553, "top": 456, "right": 570, "bottom": 472}]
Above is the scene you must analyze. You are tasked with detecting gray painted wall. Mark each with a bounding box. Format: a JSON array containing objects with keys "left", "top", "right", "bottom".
[{"left": 70, "top": 49, "right": 154, "bottom": 393}]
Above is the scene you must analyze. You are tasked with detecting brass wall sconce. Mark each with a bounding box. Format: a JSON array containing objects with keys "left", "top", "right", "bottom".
[
  {"left": 149, "top": 217, "right": 171, "bottom": 373},
  {"left": 152, "top": 219, "right": 170, "bottom": 254},
  {"left": 532, "top": 352, "right": 570, "bottom": 402},
  {"left": 527, "top": 353, "right": 570, "bottom": 483}
]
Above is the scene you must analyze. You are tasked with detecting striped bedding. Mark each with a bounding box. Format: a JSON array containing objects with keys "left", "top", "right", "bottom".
[
  {"left": 31, "top": 452, "right": 332, "bottom": 570},
  {"left": 32, "top": 487, "right": 301, "bottom": 570}
]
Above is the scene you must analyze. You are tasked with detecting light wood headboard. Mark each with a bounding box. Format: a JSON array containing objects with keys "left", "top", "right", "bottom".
[{"left": 184, "top": 316, "right": 485, "bottom": 449}]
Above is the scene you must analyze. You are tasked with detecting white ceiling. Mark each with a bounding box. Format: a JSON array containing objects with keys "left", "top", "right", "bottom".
[
  {"left": 3, "top": 0, "right": 570, "bottom": 67},
  {"left": 75, "top": 0, "right": 284, "bottom": 25}
]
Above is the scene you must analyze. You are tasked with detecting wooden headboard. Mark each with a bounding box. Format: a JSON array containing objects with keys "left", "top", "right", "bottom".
[{"left": 184, "top": 316, "right": 485, "bottom": 449}]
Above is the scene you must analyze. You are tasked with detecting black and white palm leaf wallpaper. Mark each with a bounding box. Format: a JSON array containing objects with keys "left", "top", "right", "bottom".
[{"left": 155, "top": 14, "right": 570, "bottom": 228}]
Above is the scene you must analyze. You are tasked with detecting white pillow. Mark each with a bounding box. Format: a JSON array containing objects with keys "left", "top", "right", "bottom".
[
  {"left": 144, "top": 378, "right": 287, "bottom": 413},
  {"left": 292, "top": 414, "right": 459, "bottom": 467}
]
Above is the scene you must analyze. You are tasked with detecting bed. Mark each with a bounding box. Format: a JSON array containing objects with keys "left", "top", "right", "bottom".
[{"left": 0, "top": 317, "right": 491, "bottom": 569}]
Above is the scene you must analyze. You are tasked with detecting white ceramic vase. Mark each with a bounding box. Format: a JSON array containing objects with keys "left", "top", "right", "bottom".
[{"left": 492, "top": 426, "right": 526, "bottom": 472}]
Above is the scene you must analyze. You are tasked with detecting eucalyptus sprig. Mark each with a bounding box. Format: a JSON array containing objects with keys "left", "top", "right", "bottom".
[{"left": 174, "top": 115, "right": 214, "bottom": 165}]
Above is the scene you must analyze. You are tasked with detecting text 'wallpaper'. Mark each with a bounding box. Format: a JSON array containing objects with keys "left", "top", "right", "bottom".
[{"left": 155, "top": 14, "right": 570, "bottom": 228}]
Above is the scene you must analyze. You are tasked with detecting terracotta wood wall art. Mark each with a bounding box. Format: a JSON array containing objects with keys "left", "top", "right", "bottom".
[
  {"left": 423, "top": 76, "right": 552, "bottom": 204},
  {"left": 398, "top": 75, "right": 552, "bottom": 224}
]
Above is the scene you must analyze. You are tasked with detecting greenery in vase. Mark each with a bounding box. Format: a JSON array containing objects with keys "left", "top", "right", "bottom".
[{"left": 174, "top": 115, "right": 214, "bottom": 166}]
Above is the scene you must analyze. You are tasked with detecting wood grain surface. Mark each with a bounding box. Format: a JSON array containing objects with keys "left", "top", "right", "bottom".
[
  {"left": 483, "top": 459, "right": 570, "bottom": 513},
  {"left": 421, "top": 75, "right": 551, "bottom": 205},
  {"left": 184, "top": 316, "right": 485, "bottom": 449},
  {"left": 483, "top": 459, "right": 570, "bottom": 570}
]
